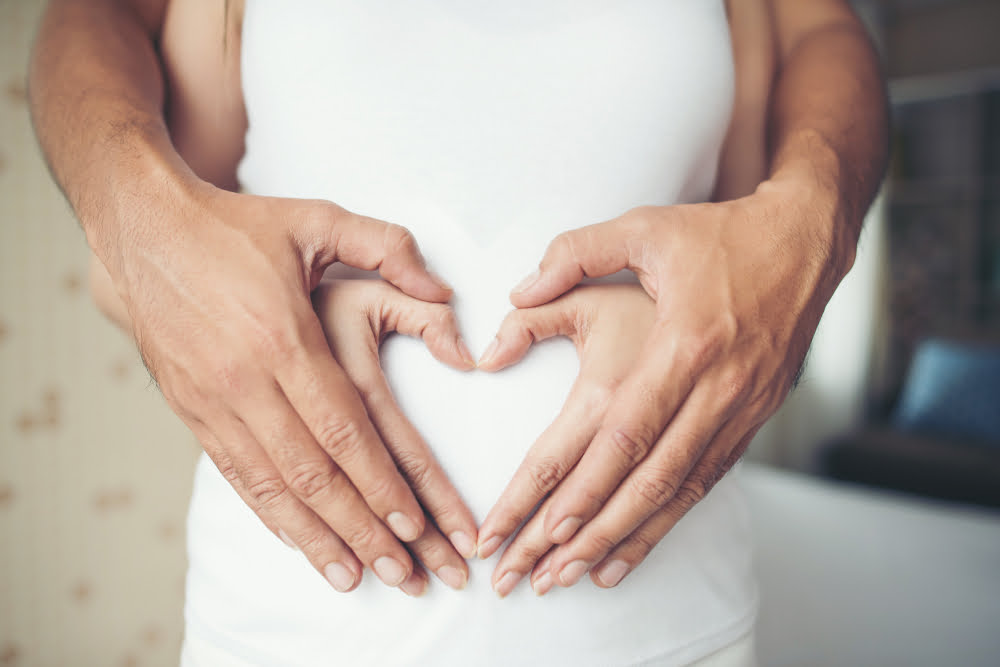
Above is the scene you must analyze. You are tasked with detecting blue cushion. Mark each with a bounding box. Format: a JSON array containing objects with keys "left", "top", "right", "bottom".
[{"left": 893, "top": 338, "right": 1000, "bottom": 444}]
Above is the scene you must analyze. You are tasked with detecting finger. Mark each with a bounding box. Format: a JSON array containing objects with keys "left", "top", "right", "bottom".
[
  {"left": 194, "top": 418, "right": 364, "bottom": 593},
  {"left": 545, "top": 400, "right": 736, "bottom": 588},
  {"left": 509, "top": 216, "right": 644, "bottom": 308},
  {"left": 300, "top": 203, "right": 452, "bottom": 302},
  {"left": 540, "top": 324, "right": 700, "bottom": 544},
  {"left": 476, "top": 297, "right": 581, "bottom": 372},
  {"left": 357, "top": 374, "right": 480, "bottom": 560},
  {"left": 589, "top": 428, "right": 757, "bottom": 589},
  {"left": 398, "top": 567, "right": 430, "bottom": 598},
  {"left": 491, "top": 504, "right": 557, "bottom": 598},
  {"left": 527, "top": 550, "right": 559, "bottom": 597},
  {"left": 326, "top": 311, "right": 480, "bottom": 561},
  {"left": 406, "top": 520, "right": 471, "bottom": 591},
  {"left": 236, "top": 383, "right": 417, "bottom": 588},
  {"left": 378, "top": 285, "right": 475, "bottom": 370},
  {"left": 275, "top": 321, "right": 429, "bottom": 542},
  {"left": 476, "top": 378, "right": 604, "bottom": 560}
]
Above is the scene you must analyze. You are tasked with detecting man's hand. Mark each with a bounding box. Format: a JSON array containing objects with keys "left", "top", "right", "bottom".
[
  {"left": 477, "top": 182, "right": 852, "bottom": 590},
  {"left": 121, "top": 183, "right": 478, "bottom": 593}
]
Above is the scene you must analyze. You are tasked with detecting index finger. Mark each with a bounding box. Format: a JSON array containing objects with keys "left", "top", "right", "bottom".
[
  {"left": 276, "top": 316, "right": 428, "bottom": 543},
  {"left": 297, "top": 204, "right": 452, "bottom": 303},
  {"left": 509, "top": 215, "right": 646, "bottom": 308}
]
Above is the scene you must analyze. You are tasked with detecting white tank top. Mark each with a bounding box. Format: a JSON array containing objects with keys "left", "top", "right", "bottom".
[{"left": 184, "top": 2, "right": 758, "bottom": 665}]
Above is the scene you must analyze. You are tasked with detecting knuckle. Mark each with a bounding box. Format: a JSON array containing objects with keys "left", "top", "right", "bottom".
[
  {"left": 293, "top": 529, "right": 329, "bottom": 556},
  {"left": 341, "top": 520, "right": 380, "bottom": 553},
  {"left": 215, "top": 458, "right": 241, "bottom": 486},
  {"left": 254, "top": 323, "right": 297, "bottom": 362},
  {"left": 285, "top": 462, "right": 339, "bottom": 502},
  {"left": 579, "top": 380, "right": 616, "bottom": 415},
  {"left": 527, "top": 457, "right": 566, "bottom": 495},
  {"left": 315, "top": 417, "right": 364, "bottom": 459},
  {"left": 430, "top": 303, "right": 456, "bottom": 328},
  {"left": 412, "top": 538, "right": 450, "bottom": 568},
  {"left": 394, "top": 450, "right": 435, "bottom": 492},
  {"left": 502, "top": 308, "right": 528, "bottom": 333},
  {"left": 674, "top": 480, "right": 708, "bottom": 509},
  {"left": 385, "top": 224, "right": 418, "bottom": 256},
  {"left": 586, "top": 532, "right": 617, "bottom": 556},
  {"left": 513, "top": 540, "right": 549, "bottom": 565},
  {"left": 354, "top": 380, "right": 388, "bottom": 408},
  {"left": 680, "top": 334, "right": 721, "bottom": 374},
  {"left": 623, "top": 207, "right": 654, "bottom": 235},
  {"left": 608, "top": 425, "right": 655, "bottom": 465},
  {"left": 629, "top": 469, "right": 679, "bottom": 509},
  {"left": 212, "top": 358, "right": 245, "bottom": 396},
  {"left": 244, "top": 473, "right": 291, "bottom": 509},
  {"left": 720, "top": 366, "right": 753, "bottom": 405},
  {"left": 625, "top": 529, "right": 658, "bottom": 557}
]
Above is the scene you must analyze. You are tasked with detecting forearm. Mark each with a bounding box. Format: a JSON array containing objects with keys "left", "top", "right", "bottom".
[
  {"left": 29, "top": 0, "right": 190, "bottom": 274},
  {"left": 89, "top": 253, "right": 134, "bottom": 335},
  {"left": 761, "top": 2, "right": 889, "bottom": 279}
]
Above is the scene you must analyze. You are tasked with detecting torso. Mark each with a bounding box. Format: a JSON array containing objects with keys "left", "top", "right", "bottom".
[{"left": 170, "top": 1, "right": 762, "bottom": 664}]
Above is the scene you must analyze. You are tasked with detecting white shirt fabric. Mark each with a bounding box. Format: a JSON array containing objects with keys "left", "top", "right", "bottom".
[{"left": 183, "top": 1, "right": 758, "bottom": 665}]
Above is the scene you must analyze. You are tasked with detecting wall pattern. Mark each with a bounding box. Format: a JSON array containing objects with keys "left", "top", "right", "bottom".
[{"left": 0, "top": 2, "right": 200, "bottom": 666}]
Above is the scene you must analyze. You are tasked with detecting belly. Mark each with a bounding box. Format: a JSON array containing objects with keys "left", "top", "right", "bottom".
[{"left": 378, "top": 224, "right": 581, "bottom": 521}]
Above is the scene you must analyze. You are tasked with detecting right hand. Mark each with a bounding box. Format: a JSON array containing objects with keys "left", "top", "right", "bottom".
[{"left": 111, "top": 182, "right": 478, "bottom": 594}]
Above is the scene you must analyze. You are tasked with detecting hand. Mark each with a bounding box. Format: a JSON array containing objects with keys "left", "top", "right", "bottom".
[
  {"left": 476, "top": 284, "right": 656, "bottom": 596},
  {"left": 116, "top": 182, "right": 478, "bottom": 594},
  {"left": 477, "top": 184, "right": 850, "bottom": 593},
  {"left": 312, "top": 279, "right": 478, "bottom": 594}
]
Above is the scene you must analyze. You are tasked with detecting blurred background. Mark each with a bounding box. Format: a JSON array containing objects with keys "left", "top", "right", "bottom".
[{"left": 1, "top": 0, "right": 998, "bottom": 665}]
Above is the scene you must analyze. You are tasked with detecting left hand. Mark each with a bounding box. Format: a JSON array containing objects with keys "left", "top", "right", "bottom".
[{"left": 477, "top": 184, "right": 851, "bottom": 594}]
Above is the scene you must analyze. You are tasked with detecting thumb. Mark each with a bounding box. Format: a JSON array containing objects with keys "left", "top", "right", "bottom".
[
  {"left": 478, "top": 297, "right": 580, "bottom": 372},
  {"left": 301, "top": 202, "right": 453, "bottom": 303},
  {"left": 381, "top": 287, "right": 475, "bottom": 371},
  {"left": 509, "top": 216, "right": 635, "bottom": 308}
]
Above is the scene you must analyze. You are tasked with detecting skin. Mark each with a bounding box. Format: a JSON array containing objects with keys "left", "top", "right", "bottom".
[
  {"left": 476, "top": 0, "right": 889, "bottom": 593},
  {"left": 31, "top": 0, "right": 888, "bottom": 599},
  {"left": 31, "top": 0, "right": 479, "bottom": 595}
]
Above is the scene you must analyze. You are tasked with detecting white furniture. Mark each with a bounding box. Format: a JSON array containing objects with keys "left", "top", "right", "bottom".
[{"left": 743, "top": 464, "right": 1000, "bottom": 666}]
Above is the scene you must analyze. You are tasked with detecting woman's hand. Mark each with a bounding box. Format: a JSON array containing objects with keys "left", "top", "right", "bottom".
[
  {"left": 477, "top": 188, "right": 849, "bottom": 595},
  {"left": 312, "top": 279, "right": 478, "bottom": 595},
  {"left": 475, "top": 284, "right": 658, "bottom": 596}
]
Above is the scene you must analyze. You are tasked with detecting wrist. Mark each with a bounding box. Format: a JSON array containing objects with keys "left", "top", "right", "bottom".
[
  {"left": 78, "top": 117, "right": 202, "bottom": 282},
  {"left": 753, "top": 130, "right": 859, "bottom": 285}
]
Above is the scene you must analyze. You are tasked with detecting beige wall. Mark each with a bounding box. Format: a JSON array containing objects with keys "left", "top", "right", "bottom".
[{"left": 0, "top": 3, "right": 200, "bottom": 666}]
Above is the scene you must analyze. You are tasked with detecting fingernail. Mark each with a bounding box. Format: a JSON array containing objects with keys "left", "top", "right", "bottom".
[
  {"left": 450, "top": 531, "right": 477, "bottom": 559},
  {"left": 533, "top": 571, "right": 554, "bottom": 596},
  {"left": 457, "top": 337, "right": 476, "bottom": 368},
  {"left": 386, "top": 511, "right": 421, "bottom": 542},
  {"left": 400, "top": 573, "right": 428, "bottom": 597},
  {"left": 477, "top": 535, "right": 503, "bottom": 560},
  {"left": 324, "top": 562, "right": 356, "bottom": 592},
  {"left": 477, "top": 337, "right": 500, "bottom": 368},
  {"left": 558, "top": 560, "right": 590, "bottom": 586},
  {"left": 512, "top": 269, "right": 540, "bottom": 294},
  {"left": 595, "top": 560, "right": 630, "bottom": 588},
  {"left": 494, "top": 571, "right": 522, "bottom": 598},
  {"left": 551, "top": 516, "right": 582, "bottom": 543},
  {"left": 428, "top": 270, "right": 452, "bottom": 292},
  {"left": 437, "top": 565, "right": 468, "bottom": 590},
  {"left": 278, "top": 529, "right": 298, "bottom": 550},
  {"left": 373, "top": 556, "right": 408, "bottom": 586}
]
